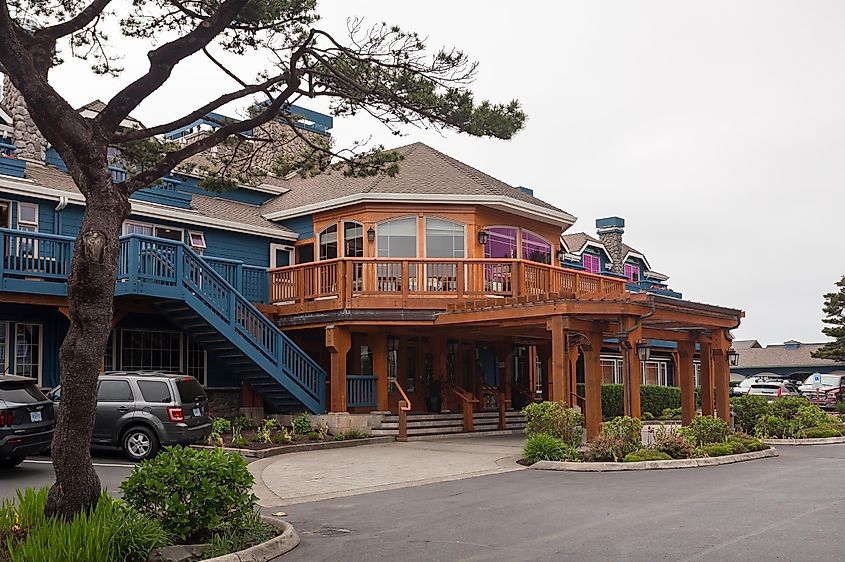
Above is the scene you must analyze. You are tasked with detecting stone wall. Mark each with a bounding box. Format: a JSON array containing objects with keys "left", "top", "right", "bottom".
[
  {"left": 1, "top": 76, "right": 45, "bottom": 161},
  {"left": 205, "top": 388, "right": 241, "bottom": 419}
]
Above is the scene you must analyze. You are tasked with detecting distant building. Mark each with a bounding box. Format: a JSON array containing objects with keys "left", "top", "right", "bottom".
[{"left": 730, "top": 340, "right": 845, "bottom": 380}]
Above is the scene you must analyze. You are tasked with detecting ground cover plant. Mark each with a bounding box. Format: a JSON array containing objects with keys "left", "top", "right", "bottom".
[
  {"left": 205, "top": 414, "right": 368, "bottom": 450},
  {"left": 0, "top": 487, "right": 169, "bottom": 562},
  {"left": 729, "top": 396, "right": 844, "bottom": 439}
]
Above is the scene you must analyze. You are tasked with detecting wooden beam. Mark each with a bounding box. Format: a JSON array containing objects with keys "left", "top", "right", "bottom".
[
  {"left": 677, "top": 340, "right": 696, "bottom": 425},
  {"left": 371, "top": 332, "right": 389, "bottom": 412},
  {"left": 711, "top": 330, "right": 731, "bottom": 424},
  {"left": 584, "top": 331, "right": 604, "bottom": 441},
  {"left": 699, "top": 338, "right": 714, "bottom": 416},
  {"left": 548, "top": 316, "right": 567, "bottom": 402},
  {"left": 326, "top": 325, "right": 352, "bottom": 413}
]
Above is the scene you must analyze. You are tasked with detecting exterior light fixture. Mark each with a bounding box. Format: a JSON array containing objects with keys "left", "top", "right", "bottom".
[
  {"left": 636, "top": 341, "right": 651, "bottom": 362},
  {"left": 557, "top": 246, "right": 566, "bottom": 264},
  {"left": 367, "top": 227, "right": 375, "bottom": 242},
  {"left": 477, "top": 230, "right": 489, "bottom": 245},
  {"left": 727, "top": 348, "right": 740, "bottom": 367}
]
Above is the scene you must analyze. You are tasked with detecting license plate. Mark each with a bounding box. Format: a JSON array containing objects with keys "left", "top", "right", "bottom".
[
  {"left": 30, "top": 411, "right": 42, "bottom": 423},
  {"left": 193, "top": 407, "right": 201, "bottom": 417}
]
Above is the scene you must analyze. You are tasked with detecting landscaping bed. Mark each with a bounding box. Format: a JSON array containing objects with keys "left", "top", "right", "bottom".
[
  {"left": 733, "top": 395, "right": 845, "bottom": 440},
  {"left": 193, "top": 436, "right": 394, "bottom": 459},
  {"left": 0, "top": 447, "right": 299, "bottom": 562},
  {"left": 519, "top": 401, "right": 773, "bottom": 471}
]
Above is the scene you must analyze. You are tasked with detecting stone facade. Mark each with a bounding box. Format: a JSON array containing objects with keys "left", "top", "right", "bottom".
[
  {"left": 598, "top": 231, "right": 625, "bottom": 275},
  {"left": 1, "top": 76, "right": 46, "bottom": 161},
  {"left": 205, "top": 388, "right": 241, "bottom": 419}
]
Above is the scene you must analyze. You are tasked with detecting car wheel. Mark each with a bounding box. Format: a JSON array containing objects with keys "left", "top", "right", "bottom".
[
  {"left": 122, "top": 426, "right": 159, "bottom": 461},
  {"left": 0, "top": 456, "right": 25, "bottom": 468}
]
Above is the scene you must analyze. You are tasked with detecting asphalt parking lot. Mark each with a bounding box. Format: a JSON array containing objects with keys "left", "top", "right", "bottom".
[{"left": 0, "top": 452, "right": 135, "bottom": 498}]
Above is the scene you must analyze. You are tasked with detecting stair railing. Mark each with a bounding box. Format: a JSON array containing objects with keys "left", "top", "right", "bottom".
[
  {"left": 394, "top": 380, "right": 412, "bottom": 442},
  {"left": 447, "top": 384, "right": 480, "bottom": 432}
]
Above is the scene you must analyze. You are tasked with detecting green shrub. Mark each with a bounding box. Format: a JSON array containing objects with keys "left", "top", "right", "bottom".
[
  {"left": 212, "top": 417, "right": 232, "bottom": 435},
  {"left": 306, "top": 431, "right": 322, "bottom": 440},
  {"left": 121, "top": 446, "right": 256, "bottom": 542},
  {"left": 731, "top": 395, "right": 770, "bottom": 433},
  {"left": 754, "top": 414, "right": 796, "bottom": 438},
  {"left": 202, "top": 511, "right": 277, "bottom": 559},
  {"left": 623, "top": 448, "right": 672, "bottom": 462},
  {"left": 291, "top": 413, "right": 312, "bottom": 435},
  {"left": 230, "top": 435, "right": 248, "bottom": 448},
  {"left": 659, "top": 407, "right": 682, "bottom": 420},
  {"left": 232, "top": 416, "right": 256, "bottom": 432},
  {"left": 678, "top": 416, "right": 728, "bottom": 446},
  {"left": 580, "top": 433, "right": 631, "bottom": 462},
  {"left": 0, "top": 488, "right": 168, "bottom": 562},
  {"left": 700, "top": 443, "right": 734, "bottom": 457},
  {"left": 341, "top": 428, "right": 370, "bottom": 440},
  {"left": 640, "top": 385, "right": 682, "bottom": 418},
  {"left": 256, "top": 418, "right": 279, "bottom": 444},
  {"left": 796, "top": 426, "right": 843, "bottom": 439},
  {"left": 522, "top": 401, "right": 584, "bottom": 445},
  {"left": 769, "top": 396, "right": 809, "bottom": 420},
  {"left": 652, "top": 428, "right": 695, "bottom": 459},
  {"left": 602, "top": 416, "right": 643, "bottom": 451},
  {"left": 271, "top": 427, "right": 292, "bottom": 444},
  {"left": 642, "top": 411, "right": 655, "bottom": 420},
  {"left": 523, "top": 433, "right": 579, "bottom": 463},
  {"left": 793, "top": 404, "right": 829, "bottom": 430},
  {"left": 834, "top": 402, "right": 845, "bottom": 415}
]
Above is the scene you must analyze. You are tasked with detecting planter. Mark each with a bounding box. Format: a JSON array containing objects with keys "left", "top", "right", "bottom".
[
  {"left": 426, "top": 395, "right": 442, "bottom": 413},
  {"left": 147, "top": 516, "right": 299, "bottom": 562},
  {"left": 528, "top": 447, "right": 777, "bottom": 472},
  {"left": 192, "top": 436, "right": 394, "bottom": 459}
]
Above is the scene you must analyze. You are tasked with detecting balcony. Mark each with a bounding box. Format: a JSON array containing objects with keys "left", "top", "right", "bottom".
[{"left": 268, "top": 258, "right": 628, "bottom": 315}]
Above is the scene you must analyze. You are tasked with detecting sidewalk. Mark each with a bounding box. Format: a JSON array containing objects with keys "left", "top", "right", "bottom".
[{"left": 250, "top": 434, "right": 526, "bottom": 506}]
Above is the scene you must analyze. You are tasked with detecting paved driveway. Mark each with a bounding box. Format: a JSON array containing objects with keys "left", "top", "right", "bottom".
[{"left": 251, "top": 435, "right": 525, "bottom": 506}]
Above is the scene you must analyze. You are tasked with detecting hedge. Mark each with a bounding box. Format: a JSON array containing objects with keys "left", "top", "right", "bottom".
[{"left": 575, "top": 384, "right": 701, "bottom": 419}]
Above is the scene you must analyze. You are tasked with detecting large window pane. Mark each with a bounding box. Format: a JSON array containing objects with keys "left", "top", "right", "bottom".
[
  {"left": 343, "top": 222, "right": 364, "bottom": 257},
  {"left": 425, "top": 218, "right": 465, "bottom": 258},
  {"left": 319, "top": 224, "right": 338, "bottom": 260},
  {"left": 14, "top": 324, "right": 40, "bottom": 381},
  {"left": 120, "top": 329, "right": 182, "bottom": 372},
  {"left": 484, "top": 227, "right": 518, "bottom": 259},
  {"left": 522, "top": 230, "right": 551, "bottom": 264},
  {"left": 185, "top": 337, "right": 206, "bottom": 385},
  {"left": 377, "top": 218, "right": 417, "bottom": 257}
]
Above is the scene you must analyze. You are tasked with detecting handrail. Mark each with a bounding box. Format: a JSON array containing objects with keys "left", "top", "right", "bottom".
[
  {"left": 447, "top": 383, "right": 479, "bottom": 432},
  {"left": 394, "top": 380, "right": 411, "bottom": 442}
]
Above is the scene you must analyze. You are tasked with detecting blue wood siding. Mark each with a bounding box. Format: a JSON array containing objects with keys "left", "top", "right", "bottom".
[
  {"left": 278, "top": 214, "right": 314, "bottom": 239},
  {"left": 0, "top": 304, "right": 67, "bottom": 388}
]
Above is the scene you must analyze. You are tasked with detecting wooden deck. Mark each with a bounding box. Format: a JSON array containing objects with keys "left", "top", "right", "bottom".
[{"left": 267, "top": 258, "right": 628, "bottom": 315}]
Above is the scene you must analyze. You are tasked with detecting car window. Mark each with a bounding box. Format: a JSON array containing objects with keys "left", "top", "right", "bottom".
[
  {"left": 137, "top": 380, "right": 172, "bottom": 403},
  {"left": 0, "top": 381, "right": 47, "bottom": 403},
  {"left": 97, "top": 380, "right": 134, "bottom": 402},
  {"left": 175, "top": 378, "right": 206, "bottom": 403}
]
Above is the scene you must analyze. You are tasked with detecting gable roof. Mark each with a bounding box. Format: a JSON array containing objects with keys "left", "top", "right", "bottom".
[
  {"left": 77, "top": 99, "right": 144, "bottom": 129},
  {"left": 561, "top": 233, "right": 605, "bottom": 254},
  {"left": 735, "top": 342, "right": 844, "bottom": 369},
  {"left": 733, "top": 340, "right": 762, "bottom": 350},
  {"left": 260, "top": 142, "right": 575, "bottom": 225}
]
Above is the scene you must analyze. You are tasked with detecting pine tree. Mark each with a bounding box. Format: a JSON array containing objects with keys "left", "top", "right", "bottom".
[{"left": 811, "top": 276, "right": 845, "bottom": 362}]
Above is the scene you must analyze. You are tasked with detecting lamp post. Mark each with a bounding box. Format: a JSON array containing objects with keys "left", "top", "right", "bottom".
[{"left": 636, "top": 341, "right": 651, "bottom": 362}]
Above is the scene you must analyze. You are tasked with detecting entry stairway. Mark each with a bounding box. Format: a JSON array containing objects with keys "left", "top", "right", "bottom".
[
  {"left": 371, "top": 411, "right": 526, "bottom": 439},
  {"left": 0, "top": 229, "right": 326, "bottom": 413}
]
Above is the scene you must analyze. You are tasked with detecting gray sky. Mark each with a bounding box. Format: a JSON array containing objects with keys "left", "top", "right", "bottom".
[{"left": 45, "top": 1, "right": 845, "bottom": 345}]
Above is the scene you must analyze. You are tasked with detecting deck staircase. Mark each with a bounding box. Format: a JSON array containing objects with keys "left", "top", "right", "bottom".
[
  {"left": 371, "top": 411, "right": 526, "bottom": 440},
  {"left": 0, "top": 229, "right": 326, "bottom": 413}
]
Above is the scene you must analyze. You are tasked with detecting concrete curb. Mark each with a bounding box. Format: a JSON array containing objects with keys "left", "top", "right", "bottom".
[
  {"left": 763, "top": 436, "right": 845, "bottom": 446},
  {"left": 201, "top": 516, "right": 300, "bottom": 562},
  {"left": 192, "top": 436, "right": 395, "bottom": 459},
  {"left": 529, "top": 447, "right": 778, "bottom": 472}
]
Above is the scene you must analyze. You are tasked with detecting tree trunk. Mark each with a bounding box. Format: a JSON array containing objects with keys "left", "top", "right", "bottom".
[{"left": 44, "top": 165, "right": 130, "bottom": 519}]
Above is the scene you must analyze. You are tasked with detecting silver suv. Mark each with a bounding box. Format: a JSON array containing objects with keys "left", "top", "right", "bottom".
[{"left": 49, "top": 372, "right": 211, "bottom": 461}]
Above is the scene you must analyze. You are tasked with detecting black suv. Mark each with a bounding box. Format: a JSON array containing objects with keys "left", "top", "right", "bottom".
[
  {"left": 0, "top": 375, "right": 55, "bottom": 467},
  {"left": 49, "top": 371, "right": 211, "bottom": 461}
]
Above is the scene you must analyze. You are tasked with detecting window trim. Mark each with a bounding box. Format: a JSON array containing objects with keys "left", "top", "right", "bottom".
[
  {"left": 188, "top": 230, "right": 207, "bottom": 250},
  {"left": 317, "top": 223, "right": 339, "bottom": 261},
  {"left": 582, "top": 253, "right": 601, "bottom": 274},
  {"left": 122, "top": 220, "right": 184, "bottom": 243},
  {"left": 521, "top": 229, "right": 553, "bottom": 265},
  {"left": 13, "top": 322, "right": 42, "bottom": 386},
  {"left": 482, "top": 225, "right": 519, "bottom": 259},
  {"left": 624, "top": 263, "right": 641, "bottom": 283},
  {"left": 376, "top": 216, "right": 419, "bottom": 258},
  {"left": 17, "top": 202, "right": 38, "bottom": 232},
  {"left": 342, "top": 220, "right": 365, "bottom": 258},
  {"left": 269, "top": 242, "right": 294, "bottom": 268},
  {"left": 424, "top": 216, "right": 466, "bottom": 259}
]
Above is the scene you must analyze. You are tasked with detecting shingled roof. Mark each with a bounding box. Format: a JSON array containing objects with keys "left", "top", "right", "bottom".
[
  {"left": 561, "top": 232, "right": 603, "bottom": 253},
  {"left": 735, "top": 341, "right": 844, "bottom": 369},
  {"left": 260, "top": 142, "right": 571, "bottom": 220}
]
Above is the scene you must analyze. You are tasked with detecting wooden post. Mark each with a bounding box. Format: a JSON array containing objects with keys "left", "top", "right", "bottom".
[
  {"left": 498, "top": 392, "right": 507, "bottom": 429},
  {"left": 398, "top": 407, "right": 408, "bottom": 442},
  {"left": 712, "top": 331, "right": 731, "bottom": 424},
  {"left": 326, "top": 325, "right": 352, "bottom": 412},
  {"left": 547, "top": 316, "right": 567, "bottom": 402},
  {"left": 568, "top": 344, "right": 579, "bottom": 406},
  {"left": 537, "top": 345, "right": 552, "bottom": 401},
  {"left": 371, "top": 332, "right": 389, "bottom": 411},
  {"left": 463, "top": 398, "right": 474, "bottom": 432},
  {"left": 620, "top": 316, "right": 642, "bottom": 419},
  {"left": 677, "top": 340, "right": 696, "bottom": 425},
  {"left": 699, "top": 338, "right": 713, "bottom": 416},
  {"left": 584, "top": 331, "right": 604, "bottom": 441}
]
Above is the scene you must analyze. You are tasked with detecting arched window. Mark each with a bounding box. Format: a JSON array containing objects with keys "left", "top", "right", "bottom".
[
  {"left": 484, "top": 226, "right": 518, "bottom": 259},
  {"left": 343, "top": 221, "right": 364, "bottom": 257},
  {"left": 318, "top": 224, "right": 338, "bottom": 260},
  {"left": 377, "top": 217, "right": 417, "bottom": 257},
  {"left": 425, "top": 218, "right": 465, "bottom": 258},
  {"left": 522, "top": 230, "right": 551, "bottom": 264}
]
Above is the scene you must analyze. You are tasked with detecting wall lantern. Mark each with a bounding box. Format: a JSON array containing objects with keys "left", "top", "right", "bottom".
[
  {"left": 477, "top": 230, "right": 489, "bottom": 245},
  {"left": 367, "top": 226, "right": 375, "bottom": 242},
  {"left": 636, "top": 341, "right": 651, "bottom": 362},
  {"left": 727, "top": 348, "right": 740, "bottom": 367},
  {"left": 557, "top": 246, "right": 566, "bottom": 264}
]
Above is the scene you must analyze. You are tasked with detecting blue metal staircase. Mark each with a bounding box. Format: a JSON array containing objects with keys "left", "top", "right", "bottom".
[{"left": 0, "top": 228, "right": 326, "bottom": 413}]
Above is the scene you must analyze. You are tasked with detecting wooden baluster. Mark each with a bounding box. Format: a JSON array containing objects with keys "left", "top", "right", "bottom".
[{"left": 456, "top": 260, "right": 464, "bottom": 300}]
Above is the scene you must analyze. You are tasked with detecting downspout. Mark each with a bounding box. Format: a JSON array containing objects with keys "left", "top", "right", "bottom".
[
  {"left": 54, "top": 196, "right": 68, "bottom": 235},
  {"left": 620, "top": 296, "right": 657, "bottom": 417}
]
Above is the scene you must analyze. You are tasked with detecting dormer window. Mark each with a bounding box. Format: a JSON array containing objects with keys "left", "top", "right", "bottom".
[
  {"left": 582, "top": 253, "right": 600, "bottom": 274},
  {"left": 624, "top": 264, "right": 640, "bottom": 282},
  {"left": 188, "top": 231, "right": 206, "bottom": 254}
]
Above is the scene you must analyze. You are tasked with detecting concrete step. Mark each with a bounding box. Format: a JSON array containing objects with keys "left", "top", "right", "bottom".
[
  {"left": 378, "top": 419, "right": 526, "bottom": 430},
  {"left": 380, "top": 411, "right": 525, "bottom": 423},
  {"left": 372, "top": 423, "right": 526, "bottom": 437}
]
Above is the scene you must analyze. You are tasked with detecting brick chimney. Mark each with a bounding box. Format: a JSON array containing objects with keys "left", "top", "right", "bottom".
[
  {"left": 1, "top": 75, "right": 46, "bottom": 161},
  {"left": 596, "top": 217, "right": 625, "bottom": 275}
]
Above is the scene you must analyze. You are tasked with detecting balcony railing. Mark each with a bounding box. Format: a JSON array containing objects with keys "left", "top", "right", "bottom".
[{"left": 268, "top": 258, "right": 627, "bottom": 314}]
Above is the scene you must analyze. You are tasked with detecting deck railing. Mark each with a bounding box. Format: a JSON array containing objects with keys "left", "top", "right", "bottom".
[
  {"left": 346, "top": 375, "right": 378, "bottom": 408},
  {"left": 268, "top": 258, "right": 627, "bottom": 313}
]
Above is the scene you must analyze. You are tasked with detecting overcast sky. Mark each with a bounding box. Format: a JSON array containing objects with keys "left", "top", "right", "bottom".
[{"left": 43, "top": 1, "right": 845, "bottom": 345}]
